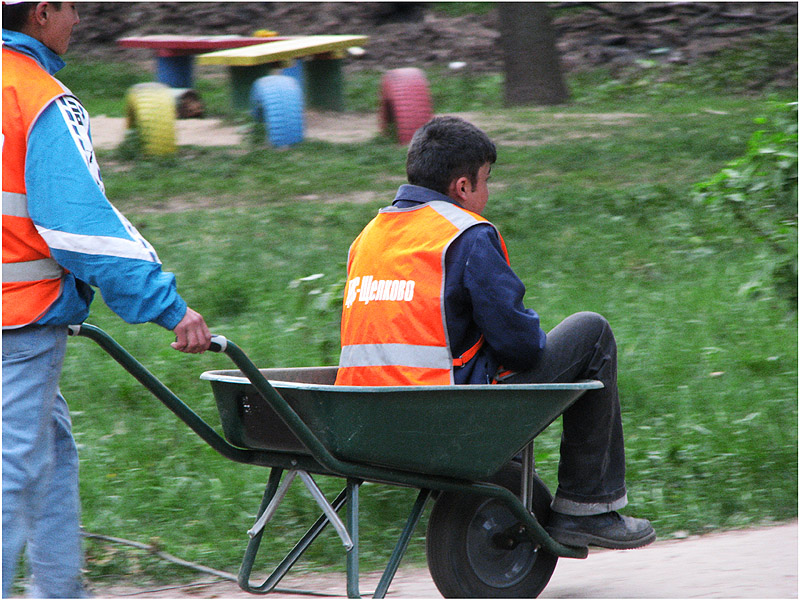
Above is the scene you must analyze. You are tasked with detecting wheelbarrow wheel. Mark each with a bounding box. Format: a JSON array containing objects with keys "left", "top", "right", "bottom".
[{"left": 426, "top": 462, "right": 558, "bottom": 598}]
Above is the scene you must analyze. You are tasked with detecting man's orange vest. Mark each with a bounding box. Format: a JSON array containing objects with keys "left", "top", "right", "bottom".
[
  {"left": 2, "top": 47, "right": 71, "bottom": 328},
  {"left": 335, "top": 200, "right": 509, "bottom": 386}
]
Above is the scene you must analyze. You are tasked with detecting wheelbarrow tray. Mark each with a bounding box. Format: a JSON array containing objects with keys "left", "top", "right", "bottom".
[{"left": 201, "top": 367, "right": 602, "bottom": 481}]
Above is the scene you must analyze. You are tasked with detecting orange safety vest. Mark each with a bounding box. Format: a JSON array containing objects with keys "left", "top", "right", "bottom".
[
  {"left": 2, "top": 47, "right": 71, "bottom": 328},
  {"left": 335, "top": 200, "right": 509, "bottom": 386}
]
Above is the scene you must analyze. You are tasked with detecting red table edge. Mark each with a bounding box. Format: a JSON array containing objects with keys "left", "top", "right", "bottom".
[{"left": 117, "top": 36, "right": 292, "bottom": 57}]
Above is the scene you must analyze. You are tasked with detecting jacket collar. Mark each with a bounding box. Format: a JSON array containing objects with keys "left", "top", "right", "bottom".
[
  {"left": 2, "top": 29, "right": 66, "bottom": 75},
  {"left": 392, "top": 184, "right": 462, "bottom": 208}
]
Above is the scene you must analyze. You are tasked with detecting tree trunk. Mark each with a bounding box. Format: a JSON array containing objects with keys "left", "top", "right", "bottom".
[{"left": 498, "top": 3, "right": 570, "bottom": 106}]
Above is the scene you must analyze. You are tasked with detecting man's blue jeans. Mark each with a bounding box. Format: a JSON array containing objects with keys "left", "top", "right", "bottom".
[
  {"left": 502, "top": 312, "right": 628, "bottom": 516},
  {"left": 2, "top": 325, "right": 87, "bottom": 598}
]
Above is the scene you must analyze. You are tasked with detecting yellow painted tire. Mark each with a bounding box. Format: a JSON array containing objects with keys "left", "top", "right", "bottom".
[{"left": 125, "top": 83, "right": 177, "bottom": 156}]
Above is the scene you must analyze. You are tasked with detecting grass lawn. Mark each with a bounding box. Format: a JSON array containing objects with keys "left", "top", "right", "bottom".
[{"left": 50, "top": 40, "right": 798, "bottom": 586}]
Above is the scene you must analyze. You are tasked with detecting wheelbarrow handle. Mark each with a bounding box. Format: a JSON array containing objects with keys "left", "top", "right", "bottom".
[
  {"left": 67, "top": 323, "right": 265, "bottom": 465},
  {"left": 68, "top": 323, "right": 337, "bottom": 473},
  {"left": 71, "top": 323, "right": 229, "bottom": 353},
  {"left": 69, "top": 324, "right": 229, "bottom": 352},
  {"left": 209, "top": 335, "right": 228, "bottom": 353}
]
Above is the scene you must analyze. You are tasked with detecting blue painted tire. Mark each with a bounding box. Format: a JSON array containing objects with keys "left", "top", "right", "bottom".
[{"left": 250, "top": 75, "right": 304, "bottom": 147}]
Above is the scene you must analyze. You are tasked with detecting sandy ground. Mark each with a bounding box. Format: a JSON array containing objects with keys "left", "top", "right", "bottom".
[
  {"left": 90, "top": 111, "right": 381, "bottom": 150},
  {"left": 90, "top": 521, "right": 797, "bottom": 599},
  {"left": 91, "top": 109, "right": 655, "bottom": 154}
]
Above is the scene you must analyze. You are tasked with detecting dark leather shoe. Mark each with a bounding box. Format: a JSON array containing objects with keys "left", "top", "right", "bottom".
[{"left": 546, "top": 511, "right": 656, "bottom": 549}]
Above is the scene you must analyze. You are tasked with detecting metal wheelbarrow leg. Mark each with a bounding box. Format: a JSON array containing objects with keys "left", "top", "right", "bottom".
[
  {"left": 238, "top": 467, "right": 432, "bottom": 599},
  {"left": 238, "top": 467, "right": 353, "bottom": 594}
]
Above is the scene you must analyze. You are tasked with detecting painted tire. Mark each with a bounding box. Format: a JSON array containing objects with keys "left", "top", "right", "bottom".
[
  {"left": 250, "top": 75, "right": 304, "bottom": 147},
  {"left": 125, "top": 83, "right": 177, "bottom": 156},
  {"left": 379, "top": 68, "right": 433, "bottom": 145}
]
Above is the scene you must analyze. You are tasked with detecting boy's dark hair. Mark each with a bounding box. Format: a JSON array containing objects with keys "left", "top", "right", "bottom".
[
  {"left": 2, "top": 2, "right": 37, "bottom": 33},
  {"left": 406, "top": 116, "right": 497, "bottom": 195}
]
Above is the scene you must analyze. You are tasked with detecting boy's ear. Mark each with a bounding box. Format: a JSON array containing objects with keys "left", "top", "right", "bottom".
[{"left": 448, "top": 176, "right": 470, "bottom": 202}]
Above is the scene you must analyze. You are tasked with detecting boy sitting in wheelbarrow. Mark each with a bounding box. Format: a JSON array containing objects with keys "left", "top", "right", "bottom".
[{"left": 335, "top": 115, "right": 655, "bottom": 550}]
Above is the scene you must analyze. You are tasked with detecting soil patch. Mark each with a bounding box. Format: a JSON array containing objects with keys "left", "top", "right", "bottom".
[{"left": 70, "top": 2, "right": 797, "bottom": 89}]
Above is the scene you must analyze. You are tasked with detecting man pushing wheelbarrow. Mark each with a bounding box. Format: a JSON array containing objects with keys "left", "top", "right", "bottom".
[{"left": 2, "top": 3, "right": 211, "bottom": 596}]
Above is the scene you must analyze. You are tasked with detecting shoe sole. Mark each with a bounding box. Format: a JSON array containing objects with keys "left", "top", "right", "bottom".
[{"left": 547, "top": 526, "right": 657, "bottom": 550}]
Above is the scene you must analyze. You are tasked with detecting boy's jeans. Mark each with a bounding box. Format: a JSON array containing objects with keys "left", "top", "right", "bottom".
[
  {"left": 2, "top": 325, "right": 87, "bottom": 598},
  {"left": 502, "top": 311, "right": 628, "bottom": 516}
]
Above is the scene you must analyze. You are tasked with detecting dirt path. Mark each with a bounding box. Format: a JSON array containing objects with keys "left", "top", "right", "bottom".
[
  {"left": 92, "top": 521, "right": 797, "bottom": 598},
  {"left": 90, "top": 111, "right": 381, "bottom": 150},
  {"left": 91, "top": 109, "right": 653, "bottom": 152}
]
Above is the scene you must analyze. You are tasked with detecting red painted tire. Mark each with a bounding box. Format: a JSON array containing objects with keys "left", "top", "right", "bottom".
[{"left": 379, "top": 68, "right": 433, "bottom": 145}]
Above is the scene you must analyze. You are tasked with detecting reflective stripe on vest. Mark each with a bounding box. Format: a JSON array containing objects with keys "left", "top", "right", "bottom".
[
  {"left": 336, "top": 201, "right": 509, "bottom": 386},
  {"left": 341, "top": 336, "right": 484, "bottom": 371},
  {"left": 340, "top": 343, "right": 452, "bottom": 370},
  {"left": 3, "top": 259, "right": 63, "bottom": 282},
  {"left": 3, "top": 191, "right": 29, "bottom": 217},
  {"left": 3, "top": 48, "right": 70, "bottom": 327}
]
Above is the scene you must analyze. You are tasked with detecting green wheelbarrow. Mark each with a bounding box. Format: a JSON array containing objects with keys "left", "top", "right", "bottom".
[{"left": 69, "top": 323, "right": 602, "bottom": 598}]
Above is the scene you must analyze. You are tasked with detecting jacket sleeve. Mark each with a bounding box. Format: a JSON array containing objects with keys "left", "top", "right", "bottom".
[
  {"left": 24, "top": 96, "right": 187, "bottom": 330},
  {"left": 461, "top": 225, "right": 546, "bottom": 371}
]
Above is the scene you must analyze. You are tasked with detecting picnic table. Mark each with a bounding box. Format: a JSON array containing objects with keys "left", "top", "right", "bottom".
[
  {"left": 198, "top": 34, "right": 369, "bottom": 111},
  {"left": 117, "top": 34, "right": 288, "bottom": 89}
]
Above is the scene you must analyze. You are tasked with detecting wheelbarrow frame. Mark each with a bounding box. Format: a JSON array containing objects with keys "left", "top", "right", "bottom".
[{"left": 69, "top": 323, "right": 595, "bottom": 598}]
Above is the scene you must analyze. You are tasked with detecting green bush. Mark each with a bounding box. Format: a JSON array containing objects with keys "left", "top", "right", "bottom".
[{"left": 694, "top": 101, "right": 798, "bottom": 304}]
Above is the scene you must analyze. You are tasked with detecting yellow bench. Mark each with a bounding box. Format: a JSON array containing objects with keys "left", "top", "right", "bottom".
[{"left": 198, "top": 34, "right": 368, "bottom": 111}]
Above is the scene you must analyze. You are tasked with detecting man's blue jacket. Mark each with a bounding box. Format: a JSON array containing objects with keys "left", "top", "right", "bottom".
[{"left": 2, "top": 29, "right": 187, "bottom": 330}]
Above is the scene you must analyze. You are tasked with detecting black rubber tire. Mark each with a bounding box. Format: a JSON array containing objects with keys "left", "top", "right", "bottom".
[
  {"left": 426, "top": 463, "right": 558, "bottom": 598},
  {"left": 378, "top": 67, "right": 433, "bottom": 145},
  {"left": 250, "top": 75, "right": 304, "bottom": 147}
]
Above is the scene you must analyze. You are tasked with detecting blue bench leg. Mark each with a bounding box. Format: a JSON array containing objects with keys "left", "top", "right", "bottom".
[{"left": 156, "top": 55, "right": 194, "bottom": 88}]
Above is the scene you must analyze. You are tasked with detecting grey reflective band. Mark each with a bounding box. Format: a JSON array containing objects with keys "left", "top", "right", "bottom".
[
  {"left": 2, "top": 192, "right": 29, "bottom": 218},
  {"left": 382, "top": 200, "right": 483, "bottom": 233},
  {"left": 340, "top": 343, "right": 451, "bottom": 370},
  {"left": 2, "top": 258, "right": 64, "bottom": 282},
  {"left": 427, "top": 200, "right": 483, "bottom": 230}
]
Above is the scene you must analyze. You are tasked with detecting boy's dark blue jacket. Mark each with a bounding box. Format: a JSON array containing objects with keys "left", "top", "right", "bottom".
[{"left": 390, "top": 184, "right": 546, "bottom": 384}]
